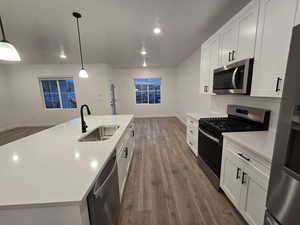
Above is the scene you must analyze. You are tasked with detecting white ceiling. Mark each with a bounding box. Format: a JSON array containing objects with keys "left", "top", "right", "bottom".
[{"left": 0, "top": 0, "right": 250, "bottom": 67}]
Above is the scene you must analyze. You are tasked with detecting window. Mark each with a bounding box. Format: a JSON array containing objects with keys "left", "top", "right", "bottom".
[
  {"left": 134, "top": 78, "right": 161, "bottom": 104},
  {"left": 40, "top": 78, "right": 77, "bottom": 109}
]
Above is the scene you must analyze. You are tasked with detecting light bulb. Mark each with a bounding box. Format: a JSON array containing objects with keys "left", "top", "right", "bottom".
[
  {"left": 79, "top": 69, "right": 88, "bottom": 78},
  {"left": 153, "top": 27, "right": 161, "bottom": 35},
  {"left": 143, "top": 61, "right": 147, "bottom": 67},
  {"left": 141, "top": 49, "right": 147, "bottom": 55},
  {"left": 0, "top": 41, "right": 21, "bottom": 61},
  {"left": 60, "top": 53, "right": 67, "bottom": 59}
]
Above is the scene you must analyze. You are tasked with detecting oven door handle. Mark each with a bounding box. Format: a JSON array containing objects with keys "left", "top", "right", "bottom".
[
  {"left": 198, "top": 128, "right": 220, "bottom": 143},
  {"left": 232, "top": 67, "right": 238, "bottom": 89}
]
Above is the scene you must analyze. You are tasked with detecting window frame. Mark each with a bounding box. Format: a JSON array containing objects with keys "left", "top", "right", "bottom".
[
  {"left": 134, "top": 77, "right": 161, "bottom": 105},
  {"left": 39, "top": 77, "right": 78, "bottom": 110}
]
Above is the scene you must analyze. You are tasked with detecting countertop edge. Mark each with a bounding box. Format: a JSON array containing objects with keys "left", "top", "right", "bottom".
[{"left": 223, "top": 132, "right": 273, "bottom": 164}]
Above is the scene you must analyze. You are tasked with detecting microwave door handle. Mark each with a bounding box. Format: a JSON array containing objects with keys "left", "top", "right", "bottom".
[
  {"left": 232, "top": 67, "right": 238, "bottom": 89},
  {"left": 199, "top": 128, "right": 220, "bottom": 143}
]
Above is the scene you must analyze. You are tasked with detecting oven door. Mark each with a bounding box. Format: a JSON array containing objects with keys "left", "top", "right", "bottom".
[
  {"left": 198, "top": 127, "right": 222, "bottom": 179},
  {"left": 213, "top": 58, "right": 253, "bottom": 95}
]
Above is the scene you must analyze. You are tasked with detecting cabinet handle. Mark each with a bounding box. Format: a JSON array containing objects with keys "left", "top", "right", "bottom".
[
  {"left": 236, "top": 168, "right": 241, "bottom": 180},
  {"left": 204, "top": 85, "right": 208, "bottom": 92},
  {"left": 238, "top": 153, "right": 250, "bottom": 161},
  {"left": 132, "top": 130, "right": 135, "bottom": 137},
  {"left": 276, "top": 77, "right": 282, "bottom": 92},
  {"left": 232, "top": 50, "right": 235, "bottom": 61},
  {"left": 228, "top": 52, "right": 232, "bottom": 62},
  {"left": 124, "top": 147, "right": 128, "bottom": 158},
  {"left": 242, "top": 172, "right": 247, "bottom": 184}
]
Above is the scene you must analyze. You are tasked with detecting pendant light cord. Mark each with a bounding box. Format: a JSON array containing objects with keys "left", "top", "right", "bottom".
[
  {"left": 0, "top": 16, "right": 7, "bottom": 41},
  {"left": 75, "top": 17, "right": 84, "bottom": 69}
]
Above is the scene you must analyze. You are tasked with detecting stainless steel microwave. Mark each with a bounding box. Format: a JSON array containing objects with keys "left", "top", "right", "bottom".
[{"left": 213, "top": 58, "right": 254, "bottom": 95}]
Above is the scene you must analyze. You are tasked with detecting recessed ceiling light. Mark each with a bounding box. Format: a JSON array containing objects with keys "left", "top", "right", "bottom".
[
  {"left": 141, "top": 49, "right": 147, "bottom": 55},
  {"left": 143, "top": 61, "right": 147, "bottom": 67},
  {"left": 153, "top": 27, "right": 161, "bottom": 35},
  {"left": 60, "top": 53, "right": 67, "bottom": 59}
]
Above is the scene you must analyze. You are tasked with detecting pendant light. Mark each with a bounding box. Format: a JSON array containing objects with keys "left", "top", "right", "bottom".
[
  {"left": 73, "top": 12, "right": 88, "bottom": 78},
  {"left": 0, "top": 16, "right": 21, "bottom": 61}
]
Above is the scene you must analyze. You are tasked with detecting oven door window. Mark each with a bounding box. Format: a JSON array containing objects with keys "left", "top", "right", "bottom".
[
  {"left": 285, "top": 123, "right": 300, "bottom": 175},
  {"left": 213, "top": 66, "right": 245, "bottom": 90}
]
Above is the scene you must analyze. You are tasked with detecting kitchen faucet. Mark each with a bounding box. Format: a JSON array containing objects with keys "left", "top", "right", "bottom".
[{"left": 80, "top": 104, "right": 91, "bottom": 133}]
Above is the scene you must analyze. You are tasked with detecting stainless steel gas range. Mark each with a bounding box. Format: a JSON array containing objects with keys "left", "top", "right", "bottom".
[{"left": 197, "top": 105, "right": 271, "bottom": 189}]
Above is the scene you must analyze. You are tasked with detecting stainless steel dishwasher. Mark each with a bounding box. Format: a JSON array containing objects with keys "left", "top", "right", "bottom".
[{"left": 87, "top": 151, "right": 121, "bottom": 225}]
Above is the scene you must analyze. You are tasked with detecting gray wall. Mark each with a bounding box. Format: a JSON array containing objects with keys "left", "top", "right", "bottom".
[
  {"left": 4, "top": 63, "right": 113, "bottom": 127},
  {"left": 111, "top": 67, "right": 177, "bottom": 118}
]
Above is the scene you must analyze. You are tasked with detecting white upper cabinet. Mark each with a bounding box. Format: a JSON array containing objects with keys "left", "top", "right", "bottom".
[
  {"left": 219, "top": 22, "right": 238, "bottom": 66},
  {"left": 199, "top": 43, "right": 211, "bottom": 94},
  {"left": 251, "top": 0, "right": 298, "bottom": 97},
  {"left": 235, "top": 0, "right": 259, "bottom": 61},
  {"left": 200, "top": 34, "right": 220, "bottom": 95},
  {"left": 219, "top": 0, "right": 259, "bottom": 66}
]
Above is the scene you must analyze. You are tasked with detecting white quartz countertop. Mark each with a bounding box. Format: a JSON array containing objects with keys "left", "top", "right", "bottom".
[
  {"left": 0, "top": 115, "right": 133, "bottom": 209},
  {"left": 223, "top": 131, "right": 276, "bottom": 163},
  {"left": 187, "top": 112, "right": 227, "bottom": 120}
]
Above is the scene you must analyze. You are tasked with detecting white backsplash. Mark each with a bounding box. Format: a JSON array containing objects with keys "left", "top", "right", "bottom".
[{"left": 210, "top": 95, "right": 281, "bottom": 132}]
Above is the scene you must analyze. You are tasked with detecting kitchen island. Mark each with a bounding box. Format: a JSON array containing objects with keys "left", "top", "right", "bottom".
[{"left": 0, "top": 114, "right": 135, "bottom": 225}]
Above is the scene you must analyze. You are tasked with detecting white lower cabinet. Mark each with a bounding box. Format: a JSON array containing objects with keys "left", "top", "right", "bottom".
[
  {"left": 240, "top": 163, "right": 269, "bottom": 225},
  {"left": 186, "top": 115, "right": 199, "bottom": 156},
  {"left": 221, "top": 149, "right": 246, "bottom": 209},
  {"left": 117, "top": 122, "right": 135, "bottom": 200},
  {"left": 220, "top": 138, "right": 270, "bottom": 225}
]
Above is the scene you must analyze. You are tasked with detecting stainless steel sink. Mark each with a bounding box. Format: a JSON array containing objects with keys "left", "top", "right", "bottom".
[{"left": 79, "top": 125, "right": 120, "bottom": 142}]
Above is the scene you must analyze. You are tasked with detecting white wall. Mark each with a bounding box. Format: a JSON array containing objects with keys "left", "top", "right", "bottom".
[
  {"left": 175, "top": 48, "right": 212, "bottom": 123},
  {"left": 5, "top": 63, "right": 113, "bottom": 127},
  {"left": 175, "top": 46, "right": 281, "bottom": 132},
  {"left": 111, "top": 67, "right": 177, "bottom": 118},
  {"left": 0, "top": 65, "right": 16, "bottom": 131}
]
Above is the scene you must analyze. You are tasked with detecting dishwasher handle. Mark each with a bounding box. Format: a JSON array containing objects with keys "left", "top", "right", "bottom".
[{"left": 93, "top": 156, "right": 117, "bottom": 197}]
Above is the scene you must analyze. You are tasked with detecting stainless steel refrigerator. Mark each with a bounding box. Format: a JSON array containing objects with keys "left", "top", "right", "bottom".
[{"left": 265, "top": 24, "right": 300, "bottom": 225}]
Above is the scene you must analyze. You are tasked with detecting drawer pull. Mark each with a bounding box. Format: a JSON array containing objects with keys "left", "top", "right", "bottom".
[{"left": 238, "top": 153, "right": 250, "bottom": 161}]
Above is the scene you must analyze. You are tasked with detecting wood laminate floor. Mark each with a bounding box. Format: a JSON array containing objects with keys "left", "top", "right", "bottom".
[
  {"left": 119, "top": 117, "right": 247, "bottom": 225},
  {"left": 0, "top": 127, "right": 50, "bottom": 146}
]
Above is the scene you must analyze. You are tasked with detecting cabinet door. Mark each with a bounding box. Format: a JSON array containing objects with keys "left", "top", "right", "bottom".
[
  {"left": 240, "top": 164, "right": 269, "bottom": 225},
  {"left": 251, "top": 0, "right": 298, "bottom": 97},
  {"left": 220, "top": 150, "right": 244, "bottom": 208},
  {"left": 208, "top": 36, "right": 220, "bottom": 94},
  {"left": 295, "top": 1, "right": 300, "bottom": 26},
  {"left": 219, "top": 23, "right": 238, "bottom": 66},
  {"left": 235, "top": 0, "right": 259, "bottom": 61},
  {"left": 200, "top": 43, "right": 210, "bottom": 94}
]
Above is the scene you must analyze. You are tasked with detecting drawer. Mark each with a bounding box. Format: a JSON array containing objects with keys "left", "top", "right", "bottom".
[
  {"left": 187, "top": 125, "right": 198, "bottom": 139},
  {"left": 187, "top": 117, "right": 198, "bottom": 129},
  {"left": 223, "top": 138, "right": 271, "bottom": 177}
]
